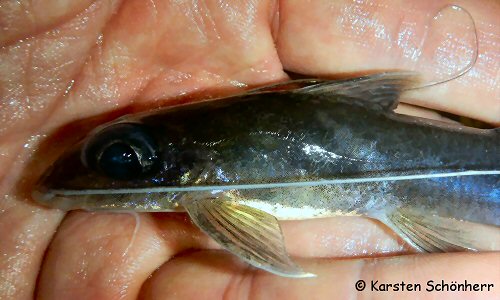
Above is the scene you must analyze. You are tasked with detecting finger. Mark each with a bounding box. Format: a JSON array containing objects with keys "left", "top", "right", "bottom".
[
  {"left": 0, "top": 0, "right": 118, "bottom": 137},
  {"left": 36, "top": 210, "right": 409, "bottom": 299},
  {"left": 280, "top": 217, "right": 408, "bottom": 258},
  {"left": 52, "top": 0, "right": 285, "bottom": 128},
  {"left": 140, "top": 251, "right": 500, "bottom": 300},
  {"left": 276, "top": 0, "right": 500, "bottom": 124},
  {"left": 0, "top": 0, "right": 96, "bottom": 46},
  {"left": 0, "top": 197, "right": 63, "bottom": 299},
  {"left": 0, "top": 3, "right": 119, "bottom": 298},
  {"left": 36, "top": 211, "right": 212, "bottom": 299},
  {"left": 395, "top": 103, "right": 459, "bottom": 123},
  {"left": 37, "top": 212, "right": 217, "bottom": 299}
]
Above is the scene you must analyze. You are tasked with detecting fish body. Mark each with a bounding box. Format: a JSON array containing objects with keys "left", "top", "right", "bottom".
[{"left": 33, "top": 73, "right": 500, "bottom": 277}]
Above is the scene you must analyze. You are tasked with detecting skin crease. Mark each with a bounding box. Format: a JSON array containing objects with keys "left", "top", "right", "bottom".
[{"left": 0, "top": 0, "right": 499, "bottom": 299}]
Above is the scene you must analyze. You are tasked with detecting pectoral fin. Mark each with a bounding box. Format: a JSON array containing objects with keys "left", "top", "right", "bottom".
[
  {"left": 181, "top": 195, "right": 315, "bottom": 278},
  {"left": 376, "top": 207, "right": 499, "bottom": 252}
]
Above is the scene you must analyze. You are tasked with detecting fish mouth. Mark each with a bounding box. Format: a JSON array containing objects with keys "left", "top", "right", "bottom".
[
  {"left": 32, "top": 186, "right": 56, "bottom": 203},
  {"left": 31, "top": 186, "right": 83, "bottom": 211}
]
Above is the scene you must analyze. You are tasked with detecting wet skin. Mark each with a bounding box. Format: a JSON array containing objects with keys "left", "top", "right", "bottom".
[
  {"left": 37, "top": 88, "right": 499, "bottom": 225},
  {"left": 1, "top": 0, "right": 499, "bottom": 299}
]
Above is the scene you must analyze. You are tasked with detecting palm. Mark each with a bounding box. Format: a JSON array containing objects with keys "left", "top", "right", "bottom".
[{"left": 1, "top": 0, "right": 498, "bottom": 299}]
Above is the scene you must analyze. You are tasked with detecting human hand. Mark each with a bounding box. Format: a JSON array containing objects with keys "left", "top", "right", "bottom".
[{"left": 1, "top": 0, "right": 499, "bottom": 299}]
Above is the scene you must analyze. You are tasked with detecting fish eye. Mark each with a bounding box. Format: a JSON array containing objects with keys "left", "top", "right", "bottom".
[{"left": 82, "top": 123, "right": 159, "bottom": 180}]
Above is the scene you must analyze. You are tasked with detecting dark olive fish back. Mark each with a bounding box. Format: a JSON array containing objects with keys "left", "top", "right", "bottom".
[{"left": 138, "top": 91, "right": 499, "bottom": 186}]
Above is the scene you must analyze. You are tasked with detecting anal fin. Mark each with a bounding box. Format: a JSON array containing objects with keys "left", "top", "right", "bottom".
[
  {"left": 181, "top": 193, "right": 315, "bottom": 278},
  {"left": 376, "top": 207, "right": 500, "bottom": 252}
]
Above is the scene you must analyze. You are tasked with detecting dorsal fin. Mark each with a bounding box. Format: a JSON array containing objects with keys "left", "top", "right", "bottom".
[
  {"left": 297, "top": 72, "right": 419, "bottom": 111},
  {"left": 247, "top": 79, "right": 324, "bottom": 93},
  {"left": 249, "top": 72, "right": 419, "bottom": 111}
]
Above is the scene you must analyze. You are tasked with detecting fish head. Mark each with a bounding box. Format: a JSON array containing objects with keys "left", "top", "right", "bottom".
[{"left": 32, "top": 118, "right": 211, "bottom": 211}]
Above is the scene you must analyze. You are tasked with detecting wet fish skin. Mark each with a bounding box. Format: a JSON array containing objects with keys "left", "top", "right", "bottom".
[
  {"left": 37, "top": 80, "right": 498, "bottom": 190},
  {"left": 32, "top": 73, "right": 500, "bottom": 277}
]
